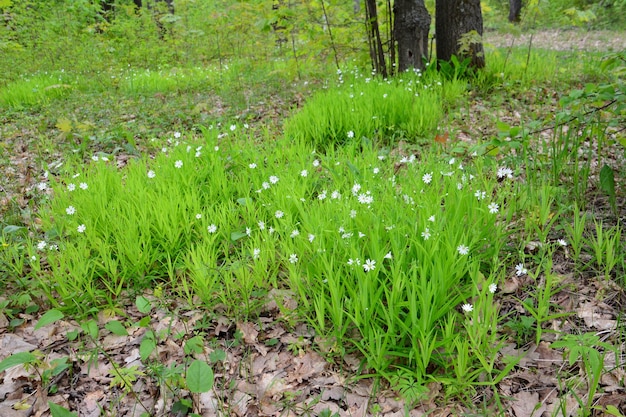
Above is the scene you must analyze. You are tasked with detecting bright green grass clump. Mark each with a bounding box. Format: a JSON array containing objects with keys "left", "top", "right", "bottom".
[
  {"left": 0, "top": 73, "right": 74, "bottom": 108},
  {"left": 31, "top": 121, "right": 525, "bottom": 395},
  {"left": 284, "top": 67, "right": 466, "bottom": 148}
]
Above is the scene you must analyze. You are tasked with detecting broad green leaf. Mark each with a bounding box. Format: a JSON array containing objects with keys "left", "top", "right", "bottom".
[
  {"left": 186, "top": 360, "right": 214, "bottom": 393},
  {"left": 2, "top": 225, "right": 24, "bottom": 234},
  {"left": 230, "top": 231, "right": 247, "bottom": 241},
  {"left": 105, "top": 320, "right": 128, "bottom": 336},
  {"left": 80, "top": 320, "right": 99, "bottom": 340},
  {"left": 135, "top": 295, "right": 152, "bottom": 314},
  {"left": 139, "top": 337, "right": 156, "bottom": 361},
  {"left": 209, "top": 349, "right": 226, "bottom": 363},
  {"left": 49, "top": 402, "right": 78, "bottom": 417},
  {"left": 55, "top": 118, "right": 72, "bottom": 133},
  {"left": 236, "top": 197, "right": 252, "bottom": 206},
  {"left": 183, "top": 335, "right": 204, "bottom": 355},
  {"left": 35, "top": 309, "right": 64, "bottom": 330},
  {"left": 0, "top": 351, "right": 37, "bottom": 373},
  {"left": 599, "top": 164, "right": 617, "bottom": 213}
]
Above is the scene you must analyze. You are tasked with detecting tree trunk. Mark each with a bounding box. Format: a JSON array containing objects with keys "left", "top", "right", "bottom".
[
  {"left": 435, "top": 0, "right": 485, "bottom": 69},
  {"left": 364, "top": 0, "right": 387, "bottom": 77},
  {"left": 508, "top": 0, "right": 522, "bottom": 23},
  {"left": 393, "top": 0, "right": 431, "bottom": 72}
]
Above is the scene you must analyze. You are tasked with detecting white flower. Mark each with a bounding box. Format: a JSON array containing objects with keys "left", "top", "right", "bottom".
[
  {"left": 214, "top": 146, "right": 219, "bottom": 151},
  {"left": 331, "top": 190, "right": 341, "bottom": 200},
  {"left": 275, "top": 210, "right": 284, "bottom": 219},
  {"left": 79, "top": 182, "right": 88, "bottom": 190},
  {"left": 269, "top": 176, "right": 279, "bottom": 184},
  {"left": 318, "top": 191, "right": 327, "bottom": 200},
  {"left": 557, "top": 239, "right": 567, "bottom": 246},
  {"left": 457, "top": 245, "right": 469, "bottom": 255},
  {"left": 347, "top": 131, "right": 354, "bottom": 138},
  {"left": 37, "top": 182, "right": 47, "bottom": 191},
  {"left": 195, "top": 151, "right": 202, "bottom": 158},
  {"left": 349, "top": 210, "right": 357, "bottom": 219},
  {"left": 373, "top": 167, "right": 380, "bottom": 174},
  {"left": 461, "top": 303, "right": 473, "bottom": 313},
  {"left": 147, "top": 170, "right": 156, "bottom": 178},
  {"left": 175, "top": 160, "right": 183, "bottom": 169},
  {"left": 91, "top": 155, "right": 99, "bottom": 162},
  {"left": 358, "top": 193, "right": 373, "bottom": 205},
  {"left": 246, "top": 227, "right": 252, "bottom": 236},
  {"left": 162, "top": 147, "right": 168, "bottom": 153},
  {"left": 253, "top": 248, "right": 260, "bottom": 259},
  {"left": 249, "top": 163, "right": 257, "bottom": 169},
  {"left": 300, "top": 169, "right": 308, "bottom": 177},
  {"left": 290, "top": 229, "right": 300, "bottom": 238},
  {"left": 230, "top": 124, "right": 236, "bottom": 131},
  {"left": 174, "top": 131, "right": 181, "bottom": 138},
  {"left": 489, "top": 283, "right": 497, "bottom": 294},
  {"left": 66, "top": 206, "right": 76, "bottom": 215},
  {"left": 421, "top": 228, "right": 431, "bottom": 240},
  {"left": 308, "top": 234, "right": 315, "bottom": 242},
  {"left": 422, "top": 172, "right": 433, "bottom": 184},
  {"left": 428, "top": 215, "right": 435, "bottom": 223},
  {"left": 207, "top": 224, "right": 217, "bottom": 233},
  {"left": 77, "top": 224, "right": 86, "bottom": 233},
  {"left": 262, "top": 182, "right": 270, "bottom": 190},
  {"left": 351, "top": 183, "right": 361, "bottom": 195},
  {"left": 195, "top": 213, "right": 202, "bottom": 220},
  {"left": 358, "top": 232, "right": 366, "bottom": 238},
  {"left": 515, "top": 263, "right": 527, "bottom": 276},
  {"left": 488, "top": 203, "right": 499, "bottom": 214},
  {"left": 289, "top": 254, "right": 298, "bottom": 264},
  {"left": 67, "top": 183, "right": 76, "bottom": 191},
  {"left": 384, "top": 251, "right": 392, "bottom": 259},
  {"left": 258, "top": 221, "right": 265, "bottom": 230},
  {"left": 497, "top": 167, "right": 513, "bottom": 179},
  {"left": 474, "top": 190, "right": 486, "bottom": 200},
  {"left": 269, "top": 227, "right": 275, "bottom": 234},
  {"left": 312, "top": 159, "right": 320, "bottom": 167},
  {"left": 37, "top": 241, "right": 47, "bottom": 251},
  {"left": 363, "top": 259, "right": 376, "bottom": 272}
]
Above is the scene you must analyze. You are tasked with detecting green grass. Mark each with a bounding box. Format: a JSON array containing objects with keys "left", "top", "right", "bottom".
[{"left": 1, "top": 2, "right": 625, "bottom": 413}]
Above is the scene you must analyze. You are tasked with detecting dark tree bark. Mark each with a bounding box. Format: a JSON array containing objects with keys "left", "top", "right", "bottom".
[
  {"left": 508, "top": 0, "right": 522, "bottom": 23},
  {"left": 393, "top": 0, "right": 431, "bottom": 72},
  {"left": 364, "top": 0, "right": 387, "bottom": 77},
  {"left": 435, "top": 0, "right": 485, "bottom": 69}
]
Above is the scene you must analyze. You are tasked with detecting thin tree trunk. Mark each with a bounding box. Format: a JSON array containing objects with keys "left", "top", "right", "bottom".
[
  {"left": 364, "top": 0, "right": 387, "bottom": 77},
  {"left": 509, "top": 0, "right": 522, "bottom": 22}
]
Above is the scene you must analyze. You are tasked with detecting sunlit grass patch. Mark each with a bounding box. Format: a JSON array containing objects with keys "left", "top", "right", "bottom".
[
  {"left": 120, "top": 67, "right": 216, "bottom": 94},
  {"left": 284, "top": 67, "right": 466, "bottom": 148},
  {"left": 0, "top": 73, "right": 74, "bottom": 109},
  {"left": 24, "top": 119, "right": 532, "bottom": 396}
]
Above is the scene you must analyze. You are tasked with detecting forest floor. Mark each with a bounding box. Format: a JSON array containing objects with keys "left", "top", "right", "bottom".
[{"left": 1, "top": 29, "right": 626, "bottom": 417}]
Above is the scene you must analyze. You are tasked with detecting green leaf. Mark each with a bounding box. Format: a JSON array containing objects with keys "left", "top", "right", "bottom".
[
  {"left": 0, "top": 351, "right": 37, "bottom": 373},
  {"left": 80, "top": 320, "right": 99, "bottom": 340},
  {"left": 139, "top": 337, "right": 156, "bottom": 361},
  {"left": 186, "top": 360, "right": 214, "bottom": 393},
  {"left": 35, "top": 309, "right": 64, "bottom": 330},
  {"left": 184, "top": 336, "right": 204, "bottom": 355},
  {"left": 105, "top": 320, "right": 128, "bottom": 336},
  {"left": 209, "top": 349, "right": 226, "bottom": 363},
  {"left": 135, "top": 295, "right": 152, "bottom": 314},
  {"left": 49, "top": 402, "right": 78, "bottom": 417},
  {"left": 599, "top": 164, "right": 616, "bottom": 213},
  {"left": 236, "top": 197, "right": 252, "bottom": 206},
  {"left": 2, "top": 225, "right": 24, "bottom": 234},
  {"left": 230, "top": 231, "right": 247, "bottom": 241}
]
